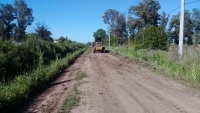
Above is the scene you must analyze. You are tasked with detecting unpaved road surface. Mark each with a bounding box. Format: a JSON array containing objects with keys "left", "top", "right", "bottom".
[
  {"left": 23, "top": 50, "right": 200, "bottom": 113},
  {"left": 22, "top": 53, "right": 86, "bottom": 113},
  {"left": 72, "top": 52, "right": 200, "bottom": 113}
]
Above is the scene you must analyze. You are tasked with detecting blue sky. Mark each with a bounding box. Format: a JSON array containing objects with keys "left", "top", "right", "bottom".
[{"left": 1, "top": 0, "right": 200, "bottom": 43}]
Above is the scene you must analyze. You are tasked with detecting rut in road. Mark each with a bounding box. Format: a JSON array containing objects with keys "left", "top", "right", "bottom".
[{"left": 71, "top": 52, "right": 200, "bottom": 113}]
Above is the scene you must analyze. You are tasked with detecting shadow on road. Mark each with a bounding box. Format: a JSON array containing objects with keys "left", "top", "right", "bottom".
[{"left": 49, "top": 79, "right": 74, "bottom": 87}]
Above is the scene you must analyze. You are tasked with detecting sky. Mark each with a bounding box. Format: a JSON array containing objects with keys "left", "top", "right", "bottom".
[{"left": 1, "top": 0, "right": 200, "bottom": 43}]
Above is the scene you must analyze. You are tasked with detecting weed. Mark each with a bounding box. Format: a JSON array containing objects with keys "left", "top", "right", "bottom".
[
  {"left": 0, "top": 48, "right": 86, "bottom": 113},
  {"left": 58, "top": 95, "right": 79, "bottom": 113},
  {"left": 74, "top": 83, "right": 80, "bottom": 94},
  {"left": 76, "top": 72, "right": 87, "bottom": 80},
  {"left": 58, "top": 72, "right": 87, "bottom": 113},
  {"left": 110, "top": 45, "right": 200, "bottom": 87},
  {"left": 66, "top": 95, "right": 79, "bottom": 107}
]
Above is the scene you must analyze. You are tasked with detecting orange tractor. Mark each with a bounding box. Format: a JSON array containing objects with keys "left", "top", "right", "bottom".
[{"left": 93, "top": 37, "right": 105, "bottom": 53}]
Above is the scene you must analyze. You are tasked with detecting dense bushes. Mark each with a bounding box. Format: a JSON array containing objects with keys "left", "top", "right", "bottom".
[
  {"left": 0, "top": 35, "right": 86, "bottom": 81},
  {"left": 0, "top": 48, "right": 85, "bottom": 113},
  {"left": 133, "top": 25, "right": 169, "bottom": 50}
]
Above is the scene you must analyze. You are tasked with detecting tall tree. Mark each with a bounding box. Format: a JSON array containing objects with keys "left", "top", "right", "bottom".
[
  {"left": 0, "top": 3, "right": 16, "bottom": 40},
  {"left": 128, "top": 0, "right": 161, "bottom": 28},
  {"left": 168, "top": 14, "right": 179, "bottom": 44},
  {"left": 128, "top": 17, "right": 143, "bottom": 34},
  {"left": 114, "top": 13, "right": 127, "bottom": 38},
  {"left": 128, "top": 0, "right": 161, "bottom": 42},
  {"left": 159, "top": 11, "right": 169, "bottom": 27},
  {"left": 168, "top": 10, "right": 194, "bottom": 45},
  {"left": 14, "top": 0, "right": 34, "bottom": 41},
  {"left": 35, "top": 23, "right": 52, "bottom": 41},
  {"left": 192, "top": 8, "right": 200, "bottom": 44},
  {"left": 93, "top": 28, "right": 107, "bottom": 38},
  {"left": 113, "top": 13, "right": 128, "bottom": 44},
  {"left": 102, "top": 9, "right": 119, "bottom": 32}
]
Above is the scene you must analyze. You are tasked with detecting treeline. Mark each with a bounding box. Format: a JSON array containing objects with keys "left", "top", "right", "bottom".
[
  {"left": 0, "top": 1, "right": 87, "bottom": 112},
  {"left": 0, "top": 0, "right": 35, "bottom": 41},
  {"left": 95, "top": 0, "right": 200, "bottom": 50},
  {"left": 0, "top": 47, "right": 86, "bottom": 113},
  {"left": 0, "top": 0, "right": 86, "bottom": 82},
  {"left": 0, "top": 0, "right": 56, "bottom": 42},
  {"left": 0, "top": 37, "right": 85, "bottom": 81}
]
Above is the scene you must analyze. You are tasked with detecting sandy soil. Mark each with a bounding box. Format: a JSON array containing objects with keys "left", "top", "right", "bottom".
[
  {"left": 22, "top": 53, "right": 86, "bottom": 113},
  {"left": 71, "top": 52, "right": 200, "bottom": 113},
  {"left": 23, "top": 50, "right": 200, "bottom": 113}
]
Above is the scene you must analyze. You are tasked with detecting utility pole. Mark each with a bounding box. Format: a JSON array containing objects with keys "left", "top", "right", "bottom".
[{"left": 179, "top": 0, "right": 185, "bottom": 56}]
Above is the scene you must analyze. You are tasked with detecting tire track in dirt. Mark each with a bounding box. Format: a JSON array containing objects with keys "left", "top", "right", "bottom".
[{"left": 71, "top": 52, "right": 200, "bottom": 113}]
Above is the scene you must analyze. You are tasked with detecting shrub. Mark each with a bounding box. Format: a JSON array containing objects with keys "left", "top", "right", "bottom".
[
  {"left": 134, "top": 25, "right": 169, "bottom": 50},
  {"left": 0, "top": 48, "right": 86, "bottom": 113},
  {"left": 0, "top": 36, "right": 86, "bottom": 81}
]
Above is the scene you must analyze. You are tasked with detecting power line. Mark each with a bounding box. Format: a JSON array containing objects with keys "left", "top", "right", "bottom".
[
  {"left": 186, "top": 0, "right": 200, "bottom": 5},
  {"left": 123, "top": 0, "right": 141, "bottom": 16},
  {"left": 169, "top": 6, "right": 181, "bottom": 14},
  {"left": 169, "top": 0, "right": 200, "bottom": 14}
]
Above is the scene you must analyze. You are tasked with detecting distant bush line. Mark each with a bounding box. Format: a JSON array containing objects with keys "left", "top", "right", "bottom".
[{"left": 0, "top": 35, "right": 86, "bottom": 81}]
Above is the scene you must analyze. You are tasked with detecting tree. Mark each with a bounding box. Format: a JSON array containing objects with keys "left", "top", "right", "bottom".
[
  {"left": 102, "top": 33, "right": 118, "bottom": 46},
  {"left": 128, "top": 17, "right": 143, "bottom": 34},
  {"left": 192, "top": 8, "right": 200, "bottom": 44},
  {"left": 159, "top": 11, "right": 169, "bottom": 27},
  {"left": 128, "top": 0, "right": 161, "bottom": 36},
  {"left": 58, "top": 36, "right": 66, "bottom": 43},
  {"left": 114, "top": 13, "right": 128, "bottom": 38},
  {"left": 0, "top": 3, "right": 16, "bottom": 40},
  {"left": 35, "top": 23, "right": 52, "bottom": 41},
  {"left": 102, "top": 9, "right": 119, "bottom": 32},
  {"left": 168, "top": 14, "right": 179, "bottom": 44},
  {"left": 14, "top": 0, "right": 34, "bottom": 41},
  {"left": 93, "top": 28, "right": 107, "bottom": 38},
  {"left": 86, "top": 42, "right": 91, "bottom": 46},
  {"left": 168, "top": 10, "right": 194, "bottom": 45},
  {"left": 113, "top": 13, "right": 128, "bottom": 44},
  {"left": 128, "top": 0, "right": 161, "bottom": 28},
  {"left": 135, "top": 25, "right": 169, "bottom": 50}
]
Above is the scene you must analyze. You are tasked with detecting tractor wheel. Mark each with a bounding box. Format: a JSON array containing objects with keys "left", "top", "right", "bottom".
[{"left": 102, "top": 48, "right": 105, "bottom": 53}]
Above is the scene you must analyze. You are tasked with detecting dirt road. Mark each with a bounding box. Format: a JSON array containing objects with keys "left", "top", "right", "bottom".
[
  {"left": 71, "top": 52, "right": 200, "bottom": 113},
  {"left": 24, "top": 50, "right": 200, "bottom": 113}
]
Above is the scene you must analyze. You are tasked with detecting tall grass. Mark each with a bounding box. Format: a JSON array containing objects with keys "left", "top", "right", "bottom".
[
  {"left": 0, "top": 36, "right": 86, "bottom": 81},
  {"left": 0, "top": 48, "right": 86, "bottom": 113},
  {"left": 110, "top": 44, "right": 200, "bottom": 82}
]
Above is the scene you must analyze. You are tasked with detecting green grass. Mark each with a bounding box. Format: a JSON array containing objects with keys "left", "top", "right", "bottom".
[
  {"left": 58, "top": 95, "right": 79, "bottom": 113},
  {"left": 110, "top": 45, "right": 200, "bottom": 89},
  {"left": 58, "top": 71, "right": 87, "bottom": 113},
  {"left": 0, "top": 48, "right": 86, "bottom": 113},
  {"left": 76, "top": 72, "right": 87, "bottom": 80},
  {"left": 66, "top": 96, "right": 79, "bottom": 107}
]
